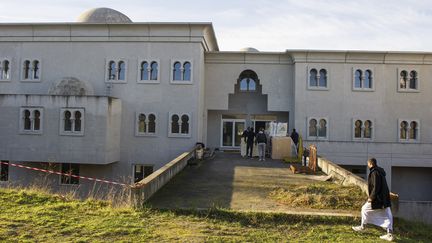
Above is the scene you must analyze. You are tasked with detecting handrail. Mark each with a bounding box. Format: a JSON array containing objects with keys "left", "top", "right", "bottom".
[{"left": 130, "top": 147, "right": 196, "bottom": 207}]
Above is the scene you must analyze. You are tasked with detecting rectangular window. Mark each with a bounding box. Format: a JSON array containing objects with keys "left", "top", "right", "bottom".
[
  {"left": 133, "top": 165, "right": 153, "bottom": 183},
  {"left": 21, "top": 59, "right": 41, "bottom": 82},
  {"left": 0, "top": 161, "right": 9, "bottom": 181},
  {"left": 20, "top": 107, "right": 43, "bottom": 134},
  {"left": 60, "top": 163, "right": 79, "bottom": 185},
  {"left": 60, "top": 108, "right": 85, "bottom": 136}
]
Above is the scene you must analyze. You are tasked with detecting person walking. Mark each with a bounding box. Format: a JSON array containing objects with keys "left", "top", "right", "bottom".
[
  {"left": 352, "top": 158, "right": 394, "bottom": 241},
  {"left": 256, "top": 128, "right": 267, "bottom": 161},
  {"left": 246, "top": 127, "right": 255, "bottom": 158}
]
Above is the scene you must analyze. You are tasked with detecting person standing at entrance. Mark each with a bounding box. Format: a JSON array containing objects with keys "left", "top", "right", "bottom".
[
  {"left": 256, "top": 128, "right": 267, "bottom": 161},
  {"left": 246, "top": 127, "right": 255, "bottom": 158},
  {"left": 290, "top": 129, "right": 299, "bottom": 148},
  {"left": 352, "top": 158, "right": 393, "bottom": 241}
]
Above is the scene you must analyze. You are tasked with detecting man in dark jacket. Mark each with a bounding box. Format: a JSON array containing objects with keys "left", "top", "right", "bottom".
[
  {"left": 352, "top": 158, "right": 394, "bottom": 241},
  {"left": 246, "top": 127, "right": 255, "bottom": 158},
  {"left": 290, "top": 129, "right": 299, "bottom": 147},
  {"left": 255, "top": 128, "right": 267, "bottom": 161}
]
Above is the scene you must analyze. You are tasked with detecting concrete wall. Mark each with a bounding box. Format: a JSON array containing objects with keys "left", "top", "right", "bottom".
[
  {"left": 0, "top": 94, "right": 121, "bottom": 164},
  {"left": 391, "top": 167, "right": 432, "bottom": 201}
]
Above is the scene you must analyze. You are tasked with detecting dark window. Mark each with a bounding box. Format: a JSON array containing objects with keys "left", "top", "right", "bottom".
[
  {"left": 181, "top": 115, "right": 189, "bottom": 134},
  {"left": 24, "top": 109, "right": 31, "bottom": 130},
  {"left": 354, "top": 120, "right": 362, "bottom": 138},
  {"left": 108, "top": 61, "right": 116, "bottom": 80},
  {"left": 409, "top": 121, "right": 417, "bottom": 140},
  {"left": 138, "top": 114, "right": 146, "bottom": 133},
  {"left": 365, "top": 70, "right": 372, "bottom": 88},
  {"left": 309, "top": 119, "right": 317, "bottom": 137},
  {"left": 319, "top": 69, "right": 327, "bottom": 87},
  {"left": 61, "top": 163, "right": 79, "bottom": 184},
  {"left": 0, "top": 161, "right": 8, "bottom": 181},
  {"left": 74, "top": 111, "right": 81, "bottom": 132},
  {"left": 400, "top": 121, "right": 408, "bottom": 139},
  {"left": 64, "top": 111, "right": 72, "bottom": 131},
  {"left": 409, "top": 70, "right": 417, "bottom": 89},
  {"left": 148, "top": 114, "right": 156, "bottom": 133},
  {"left": 23, "top": 60, "right": 30, "bottom": 79},
  {"left": 318, "top": 119, "right": 327, "bottom": 137},
  {"left": 183, "top": 62, "right": 191, "bottom": 81},
  {"left": 134, "top": 165, "right": 153, "bottom": 183},
  {"left": 32, "top": 60, "right": 40, "bottom": 79},
  {"left": 33, "top": 110, "right": 40, "bottom": 131},
  {"left": 150, "top": 62, "right": 158, "bottom": 80},
  {"left": 400, "top": 70, "right": 408, "bottom": 89},
  {"left": 171, "top": 115, "right": 180, "bottom": 134},
  {"left": 364, "top": 120, "right": 372, "bottom": 138},
  {"left": 355, "top": 69, "right": 362, "bottom": 88},
  {"left": 1, "top": 60, "right": 10, "bottom": 80}
]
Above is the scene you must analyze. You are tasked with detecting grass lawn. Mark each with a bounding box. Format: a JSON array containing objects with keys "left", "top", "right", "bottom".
[{"left": 0, "top": 188, "right": 431, "bottom": 242}]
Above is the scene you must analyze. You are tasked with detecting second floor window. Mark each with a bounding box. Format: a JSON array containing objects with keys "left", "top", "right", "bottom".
[
  {"left": 354, "top": 69, "right": 373, "bottom": 90},
  {"left": 22, "top": 59, "right": 40, "bottom": 81},
  {"left": 308, "top": 68, "right": 328, "bottom": 89},
  {"left": 399, "top": 70, "right": 418, "bottom": 91},
  {"left": 399, "top": 120, "right": 419, "bottom": 142},
  {"left": 169, "top": 113, "right": 191, "bottom": 137},
  {"left": 0, "top": 59, "right": 10, "bottom": 80},
  {"left": 172, "top": 61, "right": 192, "bottom": 82},
  {"left": 353, "top": 119, "right": 373, "bottom": 140},
  {"left": 136, "top": 113, "right": 157, "bottom": 135},
  {"left": 107, "top": 60, "right": 126, "bottom": 81},
  {"left": 308, "top": 118, "right": 328, "bottom": 139},
  {"left": 139, "top": 60, "right": 159, "bottom": 82}
]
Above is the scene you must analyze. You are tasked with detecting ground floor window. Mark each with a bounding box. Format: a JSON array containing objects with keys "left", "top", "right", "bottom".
[
  {"left": 133, "top": 165, "right": 153, "bottom": 183},
  {"left": 0, "top": 161, "right": 9, "bottom": 181},
  {"left": 60, "top": 163, "right": 79, "bottom": 185}
]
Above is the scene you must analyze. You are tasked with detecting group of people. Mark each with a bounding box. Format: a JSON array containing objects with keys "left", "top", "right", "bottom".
[{"left": 242, "top": 127, "right": 267, "bottom": 161}]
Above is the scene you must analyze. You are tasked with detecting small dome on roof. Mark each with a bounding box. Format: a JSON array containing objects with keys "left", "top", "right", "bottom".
[
  {"left": 77, "top": 8, "right": 132, "bottom": 23},
  {"left": 240, "top": 47, "right": 259, "bottom": 52}
]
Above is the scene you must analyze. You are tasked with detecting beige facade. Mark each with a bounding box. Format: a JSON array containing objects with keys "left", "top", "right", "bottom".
[{"left": 0, "top": 8, "right": 431, "bottom": 203}]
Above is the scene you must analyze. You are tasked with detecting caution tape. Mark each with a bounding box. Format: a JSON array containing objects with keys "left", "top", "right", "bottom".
[{"left": 0, "top": 161, "right": 129, "bottom": 187}]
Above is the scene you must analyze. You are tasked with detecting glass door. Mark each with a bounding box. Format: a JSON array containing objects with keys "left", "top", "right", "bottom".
[{"left": 221, "top": 119, "right": 245, "bottom": 148}]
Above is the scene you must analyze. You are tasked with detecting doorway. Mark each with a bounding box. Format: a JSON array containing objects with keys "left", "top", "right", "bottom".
[{"left": 221, "top": 119, "right": 245, "bottom": 148}]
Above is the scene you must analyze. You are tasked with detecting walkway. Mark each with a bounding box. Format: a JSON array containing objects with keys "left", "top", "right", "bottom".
[{"left": 148, "top": 152, "right": 358, "bottom": 217}]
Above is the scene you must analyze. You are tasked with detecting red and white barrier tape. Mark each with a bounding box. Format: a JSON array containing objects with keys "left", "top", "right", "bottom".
[{"left": 0, "top": 161, "right": 129, "bottom": 187}]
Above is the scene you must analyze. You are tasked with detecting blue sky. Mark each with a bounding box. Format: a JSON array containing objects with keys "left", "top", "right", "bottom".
[{"left": 1, "top": 0, "right": 431, "bottom": 52}]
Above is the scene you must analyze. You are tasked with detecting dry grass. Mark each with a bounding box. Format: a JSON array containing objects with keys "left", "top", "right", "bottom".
[{"left": 268, "top": 182, "right": 365, "bottom": 210}]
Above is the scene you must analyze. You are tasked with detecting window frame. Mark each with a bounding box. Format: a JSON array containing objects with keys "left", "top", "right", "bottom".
[
  {"left": 19, "top": 107, "right": 44, "bottom": 135},
  {"left": 132, "top": 164, "right": 154, "bottom": 183},
  {"left": 20, "top": 58, "right": 42, "bottom": 82},
  {"left": 59, "top": 108, "right": 85, "bottom": 136},
  {"left": 137, "top": 59, "right": 160, "bottom": 84},
  {"left": 0, "top": 58, "right": 12, "bottom": 81},
  {"left": 306, "top": 117, "right": 329, "bottom": 140},
  {"left": 398, "top": 119, "right": 420, "bottom": 143},
  {"left": 170, "top": 60, "right": 193, "bottom": 84},
  {"left": 135, "top": 112, "right": 158, "bottom": 137},
  {"left": 397, "top": 68, "right": 420, "bottom": 93},
  {"left": 352, "top": 118, "right": 375, "bottom": 141},
  {"left": 59, "top": 163, "right": 80, "bottom": 185},
  {"left": 168, "top": 112, "right": 192, "bottom": 138},
  {"left": 307, "top": 66, "right": 330, "bottom": 90},
  {"left": 352, "top": 67, "right": 375, "bottom": 92},
  {"left": 105, "top": 59, "right": 128, "bottom": 83}
]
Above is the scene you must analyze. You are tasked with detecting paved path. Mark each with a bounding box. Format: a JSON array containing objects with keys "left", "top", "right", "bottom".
[{"left": 148, "top": 152, "right": 358, "bottom": 217}]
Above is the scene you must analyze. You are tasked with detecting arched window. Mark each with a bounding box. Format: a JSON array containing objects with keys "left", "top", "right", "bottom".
[
  {"left": 140, "top": 61, "right": 149, "bottom": 80},
  {"left": 354, "top": 120, "right": 362, "bottom": 138},
  {"left": 309, "top": 119, "right": 317, "bottom": 137},
  {"left": 364, "top": 120, "right": 372, "bottom": 138},
  {"left": 400, "top": 121, "right": 408, "bottom": 140},
  {"left": 117, "top": 61, "right": 125, "bottom": 80},
  {"left": 365, "top": 70, "right": 372, "bottom": 89},
  {"left": 108, "top": 61, "right": 116, "bottom": 80},
  {"left": 409, "top": 121, "right": 417, "bottom": 140},
  {"left": 354, "top": 70, "right": 362, "bottom": 88},
  {"left": 1, "top": 60, "right": 10, "bottom": 80},
  {"left": 409, "top": 71, "right": 417, "bottom": 89},
  {"left": 24, "top": 109, "right": 31, "bottom": 130},
  {"left": 138, "top": 114, "right": 146, "bottom": 133},
  {"left": 171, "top": 115, "right": 180, "bottom": 134},
  {"left": 318, "top": 119, "right": 327, "bottom": 137},
  {"left": 400, "top": 70, "right": 408, "bottom": 89},
  {"left": 148, "top": 114, "right": 156, "bottom": 133},
  {"left": 309, "top": 69, "right": 318, "bottom": 87},
  {"left": 173, "top": 62, "right": 182, "bottom": 81},
  {"left": 183, "top": 62, "right": 191, "bottom": 81},
  {"left": 33, "top": 110, "right": 40, "bottom": 131},
  {"left": 181, "top": 115, "right": 189, "bottom": 134},
  {"left": 64, "top": 111, "right": 72, "bottom": 131},
  {"left": 23, "top": 60, "right": 31, "bottom": 80},
  {"left": 319, "top": 69, "right": 327, "bottom": 87},
  {"left": 32, "top": 60, "right": 40, "bottom": 79},
  {"left": 238, "top": 70, "right": 258, "bottom": 92},
  {"left": 150, "top": 62, "right": 158, "bottom": 80},
  {"left": 74, "top": 111, "right": 82, "bottom": 132}
]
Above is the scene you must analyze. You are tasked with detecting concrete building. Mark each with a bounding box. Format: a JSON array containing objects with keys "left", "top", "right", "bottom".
[{"left": 0, "top": 8, "right": 431, "bottom": 204}]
